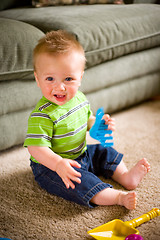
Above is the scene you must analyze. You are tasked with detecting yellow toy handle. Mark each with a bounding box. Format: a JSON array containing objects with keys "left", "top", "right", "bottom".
[{"left": 125, "top": 208, "right": 160, "bottom": 228}]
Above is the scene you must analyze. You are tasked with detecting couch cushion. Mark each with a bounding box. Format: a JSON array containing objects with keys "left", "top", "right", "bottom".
[
  {"left": 0, "top": 80, "right": 42, "bottom": 116},
  {"left": 86, "top": 72, "right": 160, "bottom": 115},
  {"left": 0, "top": 108, "right": 33, "bottom": 151},
  {"left": 0, "top": 4, "right": 159, "bottom": 69},
  {"left": 80, "top": 47, "right": 160, "bottom": 94},
  {"left": 0, "top": 18, "right": 44, "bottom": 81}
]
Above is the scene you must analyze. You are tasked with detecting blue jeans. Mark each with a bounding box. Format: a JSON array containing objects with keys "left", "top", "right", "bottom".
[{"left": 30, "top": 144, "right": 123, "bottom": 207}]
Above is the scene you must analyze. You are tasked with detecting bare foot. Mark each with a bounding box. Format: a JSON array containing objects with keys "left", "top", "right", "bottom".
[
  {"left": 125, "top": 158, "right": 150, "bottom": 190},
  {"left": 118, "top": 191, "right": 137, "bottom": 210}
]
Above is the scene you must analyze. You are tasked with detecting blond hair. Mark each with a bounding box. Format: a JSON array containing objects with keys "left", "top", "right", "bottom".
[{"left": 33, "top": 30, "right": 86, "bottom": 70}]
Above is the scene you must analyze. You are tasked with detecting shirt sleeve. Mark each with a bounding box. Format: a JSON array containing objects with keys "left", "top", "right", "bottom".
[
  {"left": 24, "top": 111, "right": 53, "bottom": 148},
  {"left": 88, "top": 105, "right": 93, "bottom": 119},
  {"left": 78, "top": 91, "right": 93, "bottom": 119}
]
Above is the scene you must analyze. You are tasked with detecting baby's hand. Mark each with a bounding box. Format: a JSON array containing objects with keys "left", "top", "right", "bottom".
[
  {"left": 103, "top": 114, "right": 115, "bottom": 132},
  {"left": 55, "top": 158, "right": 81, "bottom": 189}
]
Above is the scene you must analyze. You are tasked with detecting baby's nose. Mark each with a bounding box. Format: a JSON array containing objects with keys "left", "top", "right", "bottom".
[{"left": 54, "top": 81, "right": 65, "bottom": 91}]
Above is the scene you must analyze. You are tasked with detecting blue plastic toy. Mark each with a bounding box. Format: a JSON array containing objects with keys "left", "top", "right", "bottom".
[
  {"left": 89, "top": 107, "right": 114, "bottom": 147},
  {"left": 0, "top": 238, "right": 12, "bottom": 240}
]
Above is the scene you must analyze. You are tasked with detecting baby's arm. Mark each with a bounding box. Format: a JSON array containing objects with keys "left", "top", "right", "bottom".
[
  {"left": 28, "top": 146, "right": 81, "bottom": 189},
  {"left": 87, "top": 115, "right": 96, "bottom": 130}
]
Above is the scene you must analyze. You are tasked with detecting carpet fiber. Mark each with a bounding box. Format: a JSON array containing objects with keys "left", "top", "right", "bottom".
[{"left": 0, "top": 100, "right": 160, "bottom": 240}]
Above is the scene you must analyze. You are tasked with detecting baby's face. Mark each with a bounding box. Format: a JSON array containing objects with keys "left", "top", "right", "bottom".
[{"left": 34, "top": 51, "right": 84, "bottom": 105}]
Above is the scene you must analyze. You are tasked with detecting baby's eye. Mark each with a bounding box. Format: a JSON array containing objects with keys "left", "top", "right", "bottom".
[
  {"left": 46, "top": 77, "right": 54, "bottom": 81},
  {"left": 65, "top": 77, "right": 73, "bottom": 82}
]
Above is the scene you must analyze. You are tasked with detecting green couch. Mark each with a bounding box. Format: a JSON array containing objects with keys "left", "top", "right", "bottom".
[{"left": 0, "top": 0, "right": 160, "bottom": 151}]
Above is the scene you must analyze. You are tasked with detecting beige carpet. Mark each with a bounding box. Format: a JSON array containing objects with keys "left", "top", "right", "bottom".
[{"left": 0, "top": 100, "right": 160, "bottom": 240}]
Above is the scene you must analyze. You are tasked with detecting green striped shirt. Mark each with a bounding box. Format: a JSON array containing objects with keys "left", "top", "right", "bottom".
[{"left": 24, "top": 91, "right": 92, "bottom": 163}]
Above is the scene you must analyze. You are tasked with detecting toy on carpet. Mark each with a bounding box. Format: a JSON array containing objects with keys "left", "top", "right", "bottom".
[
  {"left": 89, "top": 107, "right": 114, "bottom": 147},
  {"left": 125, "top": 234, "right": 144, "bottom": 240},
  {"left": 0, "top": 238, "right": 12, "bottom": 240},
  {"left": 88, "top": 208, "right": 160, "bottom": 240}
]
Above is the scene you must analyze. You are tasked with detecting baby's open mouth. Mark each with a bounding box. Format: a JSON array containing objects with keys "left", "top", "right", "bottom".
[
  {"left": 54, "top": 94, "right": 66, "bottom": 102},
  {"left": 54, "top": 95, "right": 65, "bottom": 98}
]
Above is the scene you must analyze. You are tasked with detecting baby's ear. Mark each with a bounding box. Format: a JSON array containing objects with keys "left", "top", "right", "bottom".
[
  {"left": 34, "top": 72, "right": 40, "bottom": 87},
  {"left": 78, "top": 81, "right": 81, "bottom": 87},
  {"left": 80, "top": 71, "right": 84, "bottom": 81},
  {"left": 78, "top": 71, "right": 84, "bottom": 87},
  {"left": 81, "top": 71, "right": 84, "bottom": 78}
]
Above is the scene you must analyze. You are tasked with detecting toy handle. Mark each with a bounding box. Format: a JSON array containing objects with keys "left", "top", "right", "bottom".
[
  {"left": 89, "top": 107, "right": 104, "bottom": 141},
  {"left": 93, "top": 107, "right": 104, "bottom": 127},
  {"left": 125, "top": 208, "right": 160, "bottom": 228}
]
